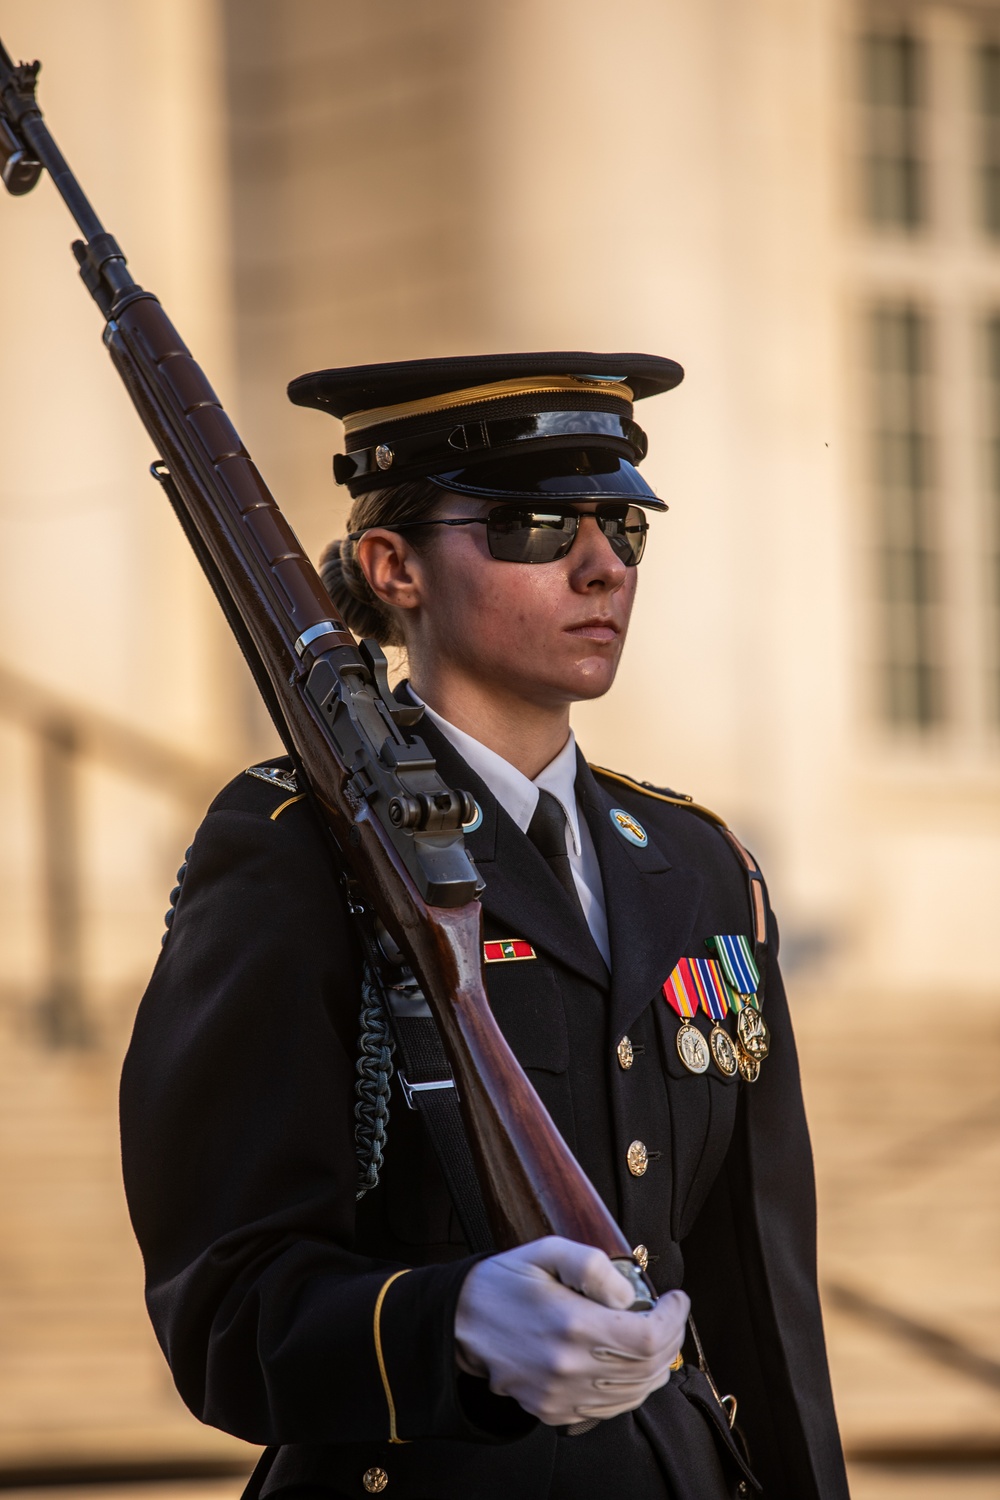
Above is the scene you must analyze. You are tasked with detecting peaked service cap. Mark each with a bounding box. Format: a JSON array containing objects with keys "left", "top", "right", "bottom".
[{"left": 287, "top": 351, "right": 682, "bottom": 507}]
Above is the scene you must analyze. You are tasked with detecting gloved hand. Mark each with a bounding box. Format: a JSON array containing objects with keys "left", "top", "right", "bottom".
[{"left": 454, "top": 1236, "right": 690, "bottom": 1426}]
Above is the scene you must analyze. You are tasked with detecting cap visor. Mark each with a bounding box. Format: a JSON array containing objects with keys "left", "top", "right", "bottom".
[{"left": 427, "top": 458, "right": 667, "bottom": 510}]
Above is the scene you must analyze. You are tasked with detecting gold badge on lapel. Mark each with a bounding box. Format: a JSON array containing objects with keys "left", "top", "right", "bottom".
[{"left": 609, "top": 808, "right": 648, "bottom": 847}]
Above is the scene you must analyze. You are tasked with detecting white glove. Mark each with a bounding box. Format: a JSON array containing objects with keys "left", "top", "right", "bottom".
[{"left": 454, "top": 1236, "right": 689, "bottom": 1426}]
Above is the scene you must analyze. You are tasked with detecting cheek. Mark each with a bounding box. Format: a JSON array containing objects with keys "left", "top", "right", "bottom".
[
  {"left": 461, "top": 568, "right": 563, "bottom": 656},
  {"left": 425, "top": 545, "right": 554, "bottom": 651}
]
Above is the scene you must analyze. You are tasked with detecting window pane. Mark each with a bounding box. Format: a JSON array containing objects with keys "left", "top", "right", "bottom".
[
  {"left": 984, "top": 316, "right": 1000, "bottom": 717},
  {"left": 869, "top": 305, "right": 945, "bottom": 727},
  {"left": 978, "top": 43, "right": 1000, "bottom": 235},
  {"left": 860, "top": 32, "right": 925, "bottom": 230}
]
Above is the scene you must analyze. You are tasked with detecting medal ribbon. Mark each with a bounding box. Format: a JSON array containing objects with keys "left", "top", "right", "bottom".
[
  {"left": 662, "top": 957, "right": 700, "bottom": 1019},
  {"left": 691, "top": 957, "right": 729, "bottom": 1022},
  {"left": 709, "top": 934, "right": 760, "bottom": 1008}
]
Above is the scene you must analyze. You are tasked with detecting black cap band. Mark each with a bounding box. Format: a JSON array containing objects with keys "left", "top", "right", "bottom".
[{"left": 334, "top": 408, "right": 649, "bottom": 491}]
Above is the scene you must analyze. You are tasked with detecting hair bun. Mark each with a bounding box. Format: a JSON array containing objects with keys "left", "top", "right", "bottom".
[{"left": 319, "top": 537, "right": 397, "bottom": 645}]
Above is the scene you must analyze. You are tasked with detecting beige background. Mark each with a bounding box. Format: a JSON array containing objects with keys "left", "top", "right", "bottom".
[{"left": 0, "top": 2, "right": 997, "bottom": 1497}]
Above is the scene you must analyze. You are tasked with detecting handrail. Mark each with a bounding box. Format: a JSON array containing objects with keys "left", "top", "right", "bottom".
[
  {"left": 0, "top": 658, "right": 233, "bottom": 1043},
  {"left": 0, "top": 659, "right": 231, "bottom": 804}
]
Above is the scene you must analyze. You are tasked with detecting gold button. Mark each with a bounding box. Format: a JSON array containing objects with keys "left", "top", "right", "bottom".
[
  {"left": 363, "top": 1468, "right": 388, "bottom": 1494},
  {"left": 626, "top": 1140, "right": 648, "bottom": 1177},
  {"left": 617, "top": 1035, "right": 634, "bottom": 1070},
  {"left": 632, "top": 1243, "right": 649, "bottom": 1271}
]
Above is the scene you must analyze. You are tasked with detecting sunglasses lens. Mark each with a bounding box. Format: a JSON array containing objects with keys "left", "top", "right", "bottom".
[
  {"left": 486, "top": 508, "right": 578, "bottom": 563},
  {"left": 595, "top": 504, "right": 648, "bottom": 566},
  {"left": 483, "top": 504, "right": 649, "bottom": 564}
]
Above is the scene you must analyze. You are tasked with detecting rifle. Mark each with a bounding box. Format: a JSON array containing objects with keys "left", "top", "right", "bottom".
[{"left": 0, "top": 40, "right": 651, "bottom": 1304}]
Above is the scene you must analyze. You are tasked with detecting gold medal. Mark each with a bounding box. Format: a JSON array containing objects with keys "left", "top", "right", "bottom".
[
  {"left": 709, "top": 1024, "right": 738, "bottom": 1077},
  {"left": 736, "top": 1045, "right": 760, "bottom": 1083},
  {"left": 676, "top": 1022, "right": 710, "bottom": 1074},
  {"left": 737, "top": 1004, "right": 769, "bottom": 1061}
]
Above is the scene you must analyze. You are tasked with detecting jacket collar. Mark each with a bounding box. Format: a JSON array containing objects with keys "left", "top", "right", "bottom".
[{"left": 412, "top": 711, "right": 610, "bottom": 988}]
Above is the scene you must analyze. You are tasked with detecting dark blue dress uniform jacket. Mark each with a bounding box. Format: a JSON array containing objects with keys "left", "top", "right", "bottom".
[{"left": 119, "top": 718, "right": 850, "bottom": 1500}]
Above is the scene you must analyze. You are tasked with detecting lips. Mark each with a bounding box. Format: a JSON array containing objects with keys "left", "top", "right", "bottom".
[{"left": 565, "top": 619, "right": 620, "bottom": 642}]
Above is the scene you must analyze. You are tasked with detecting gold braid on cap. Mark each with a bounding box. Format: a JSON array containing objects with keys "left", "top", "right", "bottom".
[{"left": 342, "top": 375, "right": 634, "bottom": 437}]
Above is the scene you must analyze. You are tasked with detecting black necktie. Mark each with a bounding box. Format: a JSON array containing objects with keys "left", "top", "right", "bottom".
[{"left": 527, "top": 789, "right": 582, "bottom": 911}]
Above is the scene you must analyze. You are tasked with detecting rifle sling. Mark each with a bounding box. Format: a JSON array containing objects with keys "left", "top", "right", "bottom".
[{"left": 386, "top": 1011, "right": 495, "bottom": 1255}]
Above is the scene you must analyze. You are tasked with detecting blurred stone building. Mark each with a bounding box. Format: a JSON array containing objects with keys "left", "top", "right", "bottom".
[{"left": 0, "top": 0, "right": 996, "bottom": 1487}]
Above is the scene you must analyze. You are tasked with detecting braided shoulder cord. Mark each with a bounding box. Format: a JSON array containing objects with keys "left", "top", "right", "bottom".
[{"left": 353, "top": 957, "right": 395, "bottom": 1199}]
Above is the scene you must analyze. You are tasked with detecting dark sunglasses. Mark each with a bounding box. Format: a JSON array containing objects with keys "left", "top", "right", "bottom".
[{"left": 359, "top": 502, "right": 650, "bottom": 567}]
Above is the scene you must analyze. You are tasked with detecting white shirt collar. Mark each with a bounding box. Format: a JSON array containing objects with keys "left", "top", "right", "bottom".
[{"left": 411, "top": 690, "right": 582, "bottom": 856}]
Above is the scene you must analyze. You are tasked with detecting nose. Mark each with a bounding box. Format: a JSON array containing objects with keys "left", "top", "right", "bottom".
[{"left": 569, "top": 512, "right": 629, "bottom": 591}]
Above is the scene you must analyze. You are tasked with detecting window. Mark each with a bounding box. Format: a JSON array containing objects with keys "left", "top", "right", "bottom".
[
  {"left": 978, "top": 42, "right": 1000, "bottom": 236},
  {"left": 868, "top": 304, "right": 945, "bottom": 728},
  {"left": 985, "top": 315, "right": 1000, "bottom": 719},
  {"left": 860, "top": 32, "right": 925, "bottom": 230}
]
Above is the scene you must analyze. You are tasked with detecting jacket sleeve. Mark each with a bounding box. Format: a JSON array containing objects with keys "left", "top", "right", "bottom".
[
  {"left": 119, "top": 792, "right": 526, "bottom": 1447},
  {"left": 679, "top": 911, "right": 851, "bottom": 1500}
]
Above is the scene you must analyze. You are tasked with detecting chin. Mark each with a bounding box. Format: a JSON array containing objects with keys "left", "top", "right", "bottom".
[{"left": 557, "top": 663, "right": 620, "bottom": 703}]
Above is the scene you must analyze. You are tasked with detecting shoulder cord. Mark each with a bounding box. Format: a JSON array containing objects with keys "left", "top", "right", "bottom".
[
  {"left": 342, "top": 878, "right": 494, "bottom": 1252},
  {"left": 339, "top": 880, "right": 397, "bottom": 1199},
  {"left": 354, "top": 957, "right": 396, "bottom": 1200}
]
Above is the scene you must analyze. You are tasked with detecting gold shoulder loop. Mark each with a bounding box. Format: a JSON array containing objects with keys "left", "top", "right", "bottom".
[
  {"left": 373, "top": 1269, "right": 412, "bottom": 1445},
  {"left": 269, "top": 793, "right": 306, "bottom": 822},
  {"left": 588, "top": 764, "right": 729, "bottom": 829}
]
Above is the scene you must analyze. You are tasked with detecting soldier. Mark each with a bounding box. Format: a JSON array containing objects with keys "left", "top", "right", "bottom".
[{"left": 120, "top": 354, "right": 849, "bottom": 1500}]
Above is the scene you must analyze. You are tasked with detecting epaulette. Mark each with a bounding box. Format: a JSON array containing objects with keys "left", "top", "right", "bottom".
[
  {"left": 588, "top": 764, "right": 728, "bottom": 829},
  {"left": 589, "top": 763, "right": 767, "bottom": 950}
]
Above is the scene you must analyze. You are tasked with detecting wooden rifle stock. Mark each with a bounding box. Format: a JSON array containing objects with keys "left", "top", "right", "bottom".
[{"left": 0, "top": 40, "right": 648, "bottom": 1280}]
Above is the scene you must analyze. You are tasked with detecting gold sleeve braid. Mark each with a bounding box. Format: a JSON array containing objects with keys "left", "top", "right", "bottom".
[{"left": 373, "top": 1268, "right": 412, "bottom": 1444}]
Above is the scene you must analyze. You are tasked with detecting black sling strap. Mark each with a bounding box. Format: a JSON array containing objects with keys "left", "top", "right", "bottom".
[
  {"left": 382, "top": 980, "right": 495, "bottom": 1255},
  {"left": 386, "top": 996, "right": 494, "bottom": 1254}
]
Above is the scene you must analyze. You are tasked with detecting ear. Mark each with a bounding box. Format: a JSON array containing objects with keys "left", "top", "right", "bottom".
[{"left": 354, "top": 527, "right": 427, "bottom": 615}]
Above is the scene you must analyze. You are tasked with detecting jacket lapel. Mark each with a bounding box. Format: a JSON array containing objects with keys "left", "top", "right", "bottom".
[
  {"left": 416, "top": 715, "right": 610, "bottom": 989},
  {"left": 575, "top": 755, "right": 704, "bottom": 1039}
]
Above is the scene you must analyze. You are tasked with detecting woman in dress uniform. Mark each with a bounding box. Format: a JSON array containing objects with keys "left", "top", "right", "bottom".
[{"left": 119, "top": 354, "right": 850, "bottom": 1500}]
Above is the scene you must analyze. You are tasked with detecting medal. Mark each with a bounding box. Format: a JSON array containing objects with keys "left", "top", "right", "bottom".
[
  {"left": 676, "top": 1023, "right": 710, "bottom": 1074},
  {"left": 736, "top": 1046, "right": 760, "bottom": 1083},
  {"left": 737, "top": 1003, "right": 769, "bottom": 1061},
  {"left": 710, "top": 1026, "right": 739, "bottom": 1077},
  {"left": 689, "top": 955, "right": 739, "bottom": 1078},
  {"left": 662, "top": 959, "right": 710, "bottom": 1074},
  {"left": 709, "top": 933, "right": 770, "bottom": 1074}
]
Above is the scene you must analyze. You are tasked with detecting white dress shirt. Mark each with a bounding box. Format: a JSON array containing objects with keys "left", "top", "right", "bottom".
[{"left": 416, "top": 697, "right": 612, "bottom": 968}]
